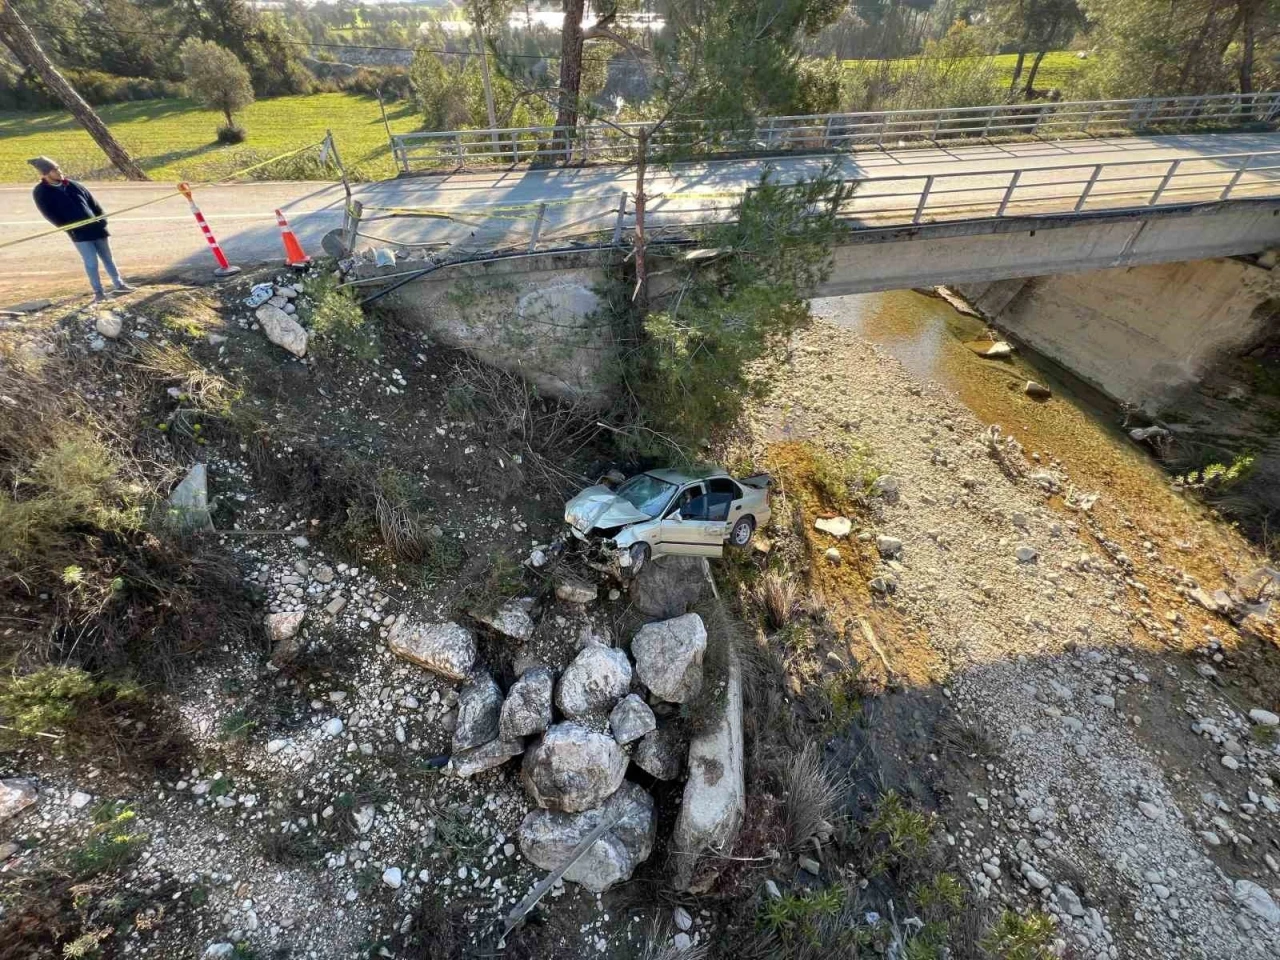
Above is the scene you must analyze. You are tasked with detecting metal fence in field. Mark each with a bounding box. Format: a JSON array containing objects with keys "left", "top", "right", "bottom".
[{"left": 390, "top": 91, "right": 1280, "bottom": 174}]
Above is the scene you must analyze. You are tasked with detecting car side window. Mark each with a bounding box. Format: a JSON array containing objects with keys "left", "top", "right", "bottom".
[
  {"left": 686, "top": 494, "right": 729, "bottom": 521},
  {"left": 707, "top": 477, "right": 740, "bottom": 498},
  {"left": 666, "top": 483, "right": 704, "bottom": 519}
]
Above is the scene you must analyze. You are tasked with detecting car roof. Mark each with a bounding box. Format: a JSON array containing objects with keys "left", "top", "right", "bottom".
[{"left": 644, "top": 467, "right": 730, "bottom": 485}]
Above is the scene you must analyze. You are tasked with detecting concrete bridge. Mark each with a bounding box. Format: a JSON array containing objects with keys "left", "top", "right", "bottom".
[
  {"left": 347, "top": 132, "right": 1280, "bottom": 294},
  {"left": 342, "top": 130, "right": 1280, "bottom": 412}
]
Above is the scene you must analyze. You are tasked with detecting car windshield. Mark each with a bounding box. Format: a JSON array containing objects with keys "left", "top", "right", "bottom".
[{"left": 616, "top": 474, "right": 677, "bottom": 518}]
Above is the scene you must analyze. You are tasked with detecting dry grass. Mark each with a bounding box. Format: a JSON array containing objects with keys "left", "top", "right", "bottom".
[
  {"left": 784, "top": 743, "right": 846, "bottom": 856},
  {"left": 0, "top": 303, "right": 260, "bottom": 687},
  {"left": 446, "top": 357, "right": 602, "bottom": 498},
  {"left": 638, "top": 919, "right": 711, "bottom": 959},
  {"left": 754, "top": 568, "right": 800, "bottom": 631}
]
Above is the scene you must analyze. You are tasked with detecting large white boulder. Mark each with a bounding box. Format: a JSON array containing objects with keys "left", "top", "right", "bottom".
[
  {"left": 522, "top": 722, "right": 627, "bottom": 813},
  {"left": 499, "top": 666, "right": 554, "bottom": 741},
  {"left": 632, "top": 613, "right": 706, "bottom": 704},
  {"left": 555, "top": 644, "right": 631, "bottom": 718},
  {"left": 472, "top": 598, "right": 536, "bottom": 643},
  {"left": 0, "top": 778, "right": 39, "bottom": 824},
  {"left": 453, "top": 671, "right": 503, "bottom": 752},
  {"left": 609, "top": 694, "right": 656, "bottom": 745},
  {"left": 448, "top": 738, "right": 524, "bottom": 778},
  {"left": 388, "top": 620, "right": 475, "bottom": 681},
  {"left": 1235, "top": 879, "right": 1280, "bottom": 924},
  {"left": 256, "top": 304, "right": 308, "bottom": 357},
  {"left": 631, "top": 556, "right": 706, "bottom": 618},
  {"left": 518, "top": 781, "right": 655, "bottom": 893}
]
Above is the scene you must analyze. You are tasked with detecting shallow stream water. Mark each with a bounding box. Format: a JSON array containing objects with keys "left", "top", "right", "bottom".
[{"left": 813, "top": 289, "right": 1255, "bottom": 588}]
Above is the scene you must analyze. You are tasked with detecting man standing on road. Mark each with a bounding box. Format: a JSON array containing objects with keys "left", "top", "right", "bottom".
[{"left": 29, "top": 156, "right": 135, "bottom": 301}]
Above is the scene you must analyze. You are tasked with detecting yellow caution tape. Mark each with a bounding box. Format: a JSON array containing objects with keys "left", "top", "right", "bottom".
[{"left": 1, "top": 140, "right": 326, "bottom": 251}]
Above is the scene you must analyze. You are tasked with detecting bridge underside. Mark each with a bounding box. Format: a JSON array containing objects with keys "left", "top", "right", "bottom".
[{"left": 813, "top": 199, "right": 1280, "bottom": 297}]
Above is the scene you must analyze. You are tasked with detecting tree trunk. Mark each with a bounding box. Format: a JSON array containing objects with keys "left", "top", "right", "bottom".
[
  {"left": 1023, "top": 49, "right": 1049, "bottom": 99},
  {"left": 556, "top": 0, "right": 587, "bottom": 159},
  {"left": 1008, "top": 49, "right": 1026, "bottom": 97},
  {"left": 1238, "top": 1, "right": 1257, "bottom": 94},
  {"left": 632, "top": 127, "right": 649, "bottom": 315},
  {"left": 0, "top": 6, "right": 148, "bottom": 180},
  {"left": 476, "top": 30, "right": 499, "bottom": 152}
]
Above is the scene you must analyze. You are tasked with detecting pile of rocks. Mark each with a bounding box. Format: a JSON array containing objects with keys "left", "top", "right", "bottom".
[
  {"left": 388, "top": 604, "right": 712, "bottom": 892},
  {"left": 243, "top": 279, "right": 309, "bottom": 358}
]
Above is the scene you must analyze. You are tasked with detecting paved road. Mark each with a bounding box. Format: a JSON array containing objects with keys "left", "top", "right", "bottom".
[{"left": 2, "top": 131, "right": 1278, "bottom": 303}]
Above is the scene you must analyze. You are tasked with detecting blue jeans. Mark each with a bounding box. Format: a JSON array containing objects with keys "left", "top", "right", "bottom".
[{"left": 73, "top": 237, "right": 123, "bottom": 296}]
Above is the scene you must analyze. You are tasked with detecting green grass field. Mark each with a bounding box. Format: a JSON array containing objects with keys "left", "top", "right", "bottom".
[
  {"left": 842, "top": 51, "right": 1086, "bottom": 94},
  {"left": 0, "top": 91, "right": 423, "bottom": 184}
]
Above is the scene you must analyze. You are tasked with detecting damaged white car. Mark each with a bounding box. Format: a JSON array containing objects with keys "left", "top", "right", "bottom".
[{"left": 564, "top": 467, "right": 771, "bottom": 574}]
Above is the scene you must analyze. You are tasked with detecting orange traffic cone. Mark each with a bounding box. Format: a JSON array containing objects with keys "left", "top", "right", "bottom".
[{"left": 274, "top": 208, "right": 311, "bottom": 268}]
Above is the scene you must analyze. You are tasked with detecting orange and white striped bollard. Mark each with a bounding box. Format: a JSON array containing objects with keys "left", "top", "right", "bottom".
[{"left": 176, "top": 182, "right": 240, "bottom": 277}]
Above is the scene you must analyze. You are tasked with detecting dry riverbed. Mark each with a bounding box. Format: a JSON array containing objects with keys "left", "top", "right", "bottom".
[{"left": 735, "top": 304, "right": 1280, "bottom": 959}]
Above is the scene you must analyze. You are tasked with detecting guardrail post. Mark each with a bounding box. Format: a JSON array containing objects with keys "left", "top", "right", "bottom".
[
  {"left": 612, "top": 192, "right": 628, "bottom": 246},
  {"left": 913, "top": 176, "right": 935, "bottom": 224},
  {"left": 343, "top": 199, "right": 362, "bottom": 256},
  {"left": 528, "top": 203, "right": 547, "bottom": 252},
  {"left": 1030, "top": 106, "right": 1044, "bottom": 136},
  {"left": 1081, "top": 104, "right": 1096, "bottom": 133},
  {"left": 324, "top": 130, "right": 352, "bottom": 201},
  {"left": 996, "top": 170, "right": 1021, "bottom": 217},
  {"left": 823, "top": 116, "right": 834, "bottom": 149},
  {"left": 981, "top": 105, "right": 995, "bottom": 138},
  {"left": 455, "top": 134, "right": 464, "bottom": 166},
  {"left": 1075, "top": 164, "right": 1103, "bottom": 212},
  {"left": 1149, "top": 159, "right": 1182, "bottom": 205},
  {"left": 1186, "top": 96, "right": 1206, "bottom": 130},
  {"left": 930, "top": 112, "right": 943, "bottom": 141},
  {"left": 1220, "top": 156, "right": 1253, "bottom": 200},
  {"left": 876, "top": 115, "right": 888, "bottom": 149}
]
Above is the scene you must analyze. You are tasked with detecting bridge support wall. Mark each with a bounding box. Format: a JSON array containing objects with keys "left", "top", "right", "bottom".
[{"left": 957, "top": 259, "right": 1280, "bottom": 412}]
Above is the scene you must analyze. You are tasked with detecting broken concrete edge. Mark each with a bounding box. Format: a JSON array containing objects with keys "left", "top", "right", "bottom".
[{"left": 670, "top": 561, "right": 746, "bottom": 891}]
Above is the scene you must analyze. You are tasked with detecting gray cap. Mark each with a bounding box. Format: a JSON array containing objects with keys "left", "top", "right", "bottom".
[{"left": 28, "top": 156, "right": 58, "bottom": 174}]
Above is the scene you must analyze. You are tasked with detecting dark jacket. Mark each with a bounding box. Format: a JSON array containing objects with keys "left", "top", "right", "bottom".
[{"left": 33, "top": 179, "right": 108, "bottom": 243}]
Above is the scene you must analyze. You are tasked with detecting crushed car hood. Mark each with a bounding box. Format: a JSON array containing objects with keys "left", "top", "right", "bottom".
[{"left": 564, "top": 485, "right": 651, "bottom": 534}]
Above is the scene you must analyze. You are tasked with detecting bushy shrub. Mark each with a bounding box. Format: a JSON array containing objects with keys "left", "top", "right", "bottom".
[
  {"left": 343, "top": 66, "right": 414, "bottom": 100},
  {"left": 0, "top": 65, "right": 182, "bottom": 110},
  {"left": 301, "top": 272, "right": 378, "bottom": 359},
  {"left": 216, "top": 123, "right": 247, "bottom": 145},
  {"left": 0, "top": 431, "right": 141, "bottom": 576}
]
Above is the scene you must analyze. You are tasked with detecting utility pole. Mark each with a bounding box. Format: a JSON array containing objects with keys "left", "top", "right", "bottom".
[{"left": 0, "top": 3, "right": 148, "bottom": 181}]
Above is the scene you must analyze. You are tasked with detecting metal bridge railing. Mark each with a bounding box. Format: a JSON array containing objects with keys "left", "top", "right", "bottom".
[
  {"left": 391, "top": 92, "right": 1280, "bottom": 174},
  {"left": 349, "top": 147, "right": 1280, "bottom": 275}
]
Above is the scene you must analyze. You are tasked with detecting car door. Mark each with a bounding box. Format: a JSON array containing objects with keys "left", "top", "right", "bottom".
[
  {"left": 707, "top": 477, "right": 745, "bottom": 533},
  {"left": 655, "top": 483, "right": 725, "bottom": 557}
]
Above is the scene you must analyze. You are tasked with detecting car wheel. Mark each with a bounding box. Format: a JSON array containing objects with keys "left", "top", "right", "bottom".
[
  {"left": 628, "top": 542, "right": 650, "bottom": 576},
  {"left": 729, "top": 516, "right": 755, "bottom": 548}
]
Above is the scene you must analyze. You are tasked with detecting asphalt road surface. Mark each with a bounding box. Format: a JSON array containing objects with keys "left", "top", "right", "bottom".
[{"left": 2, "top": 132, "right": 1277, "bottom": 304}]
